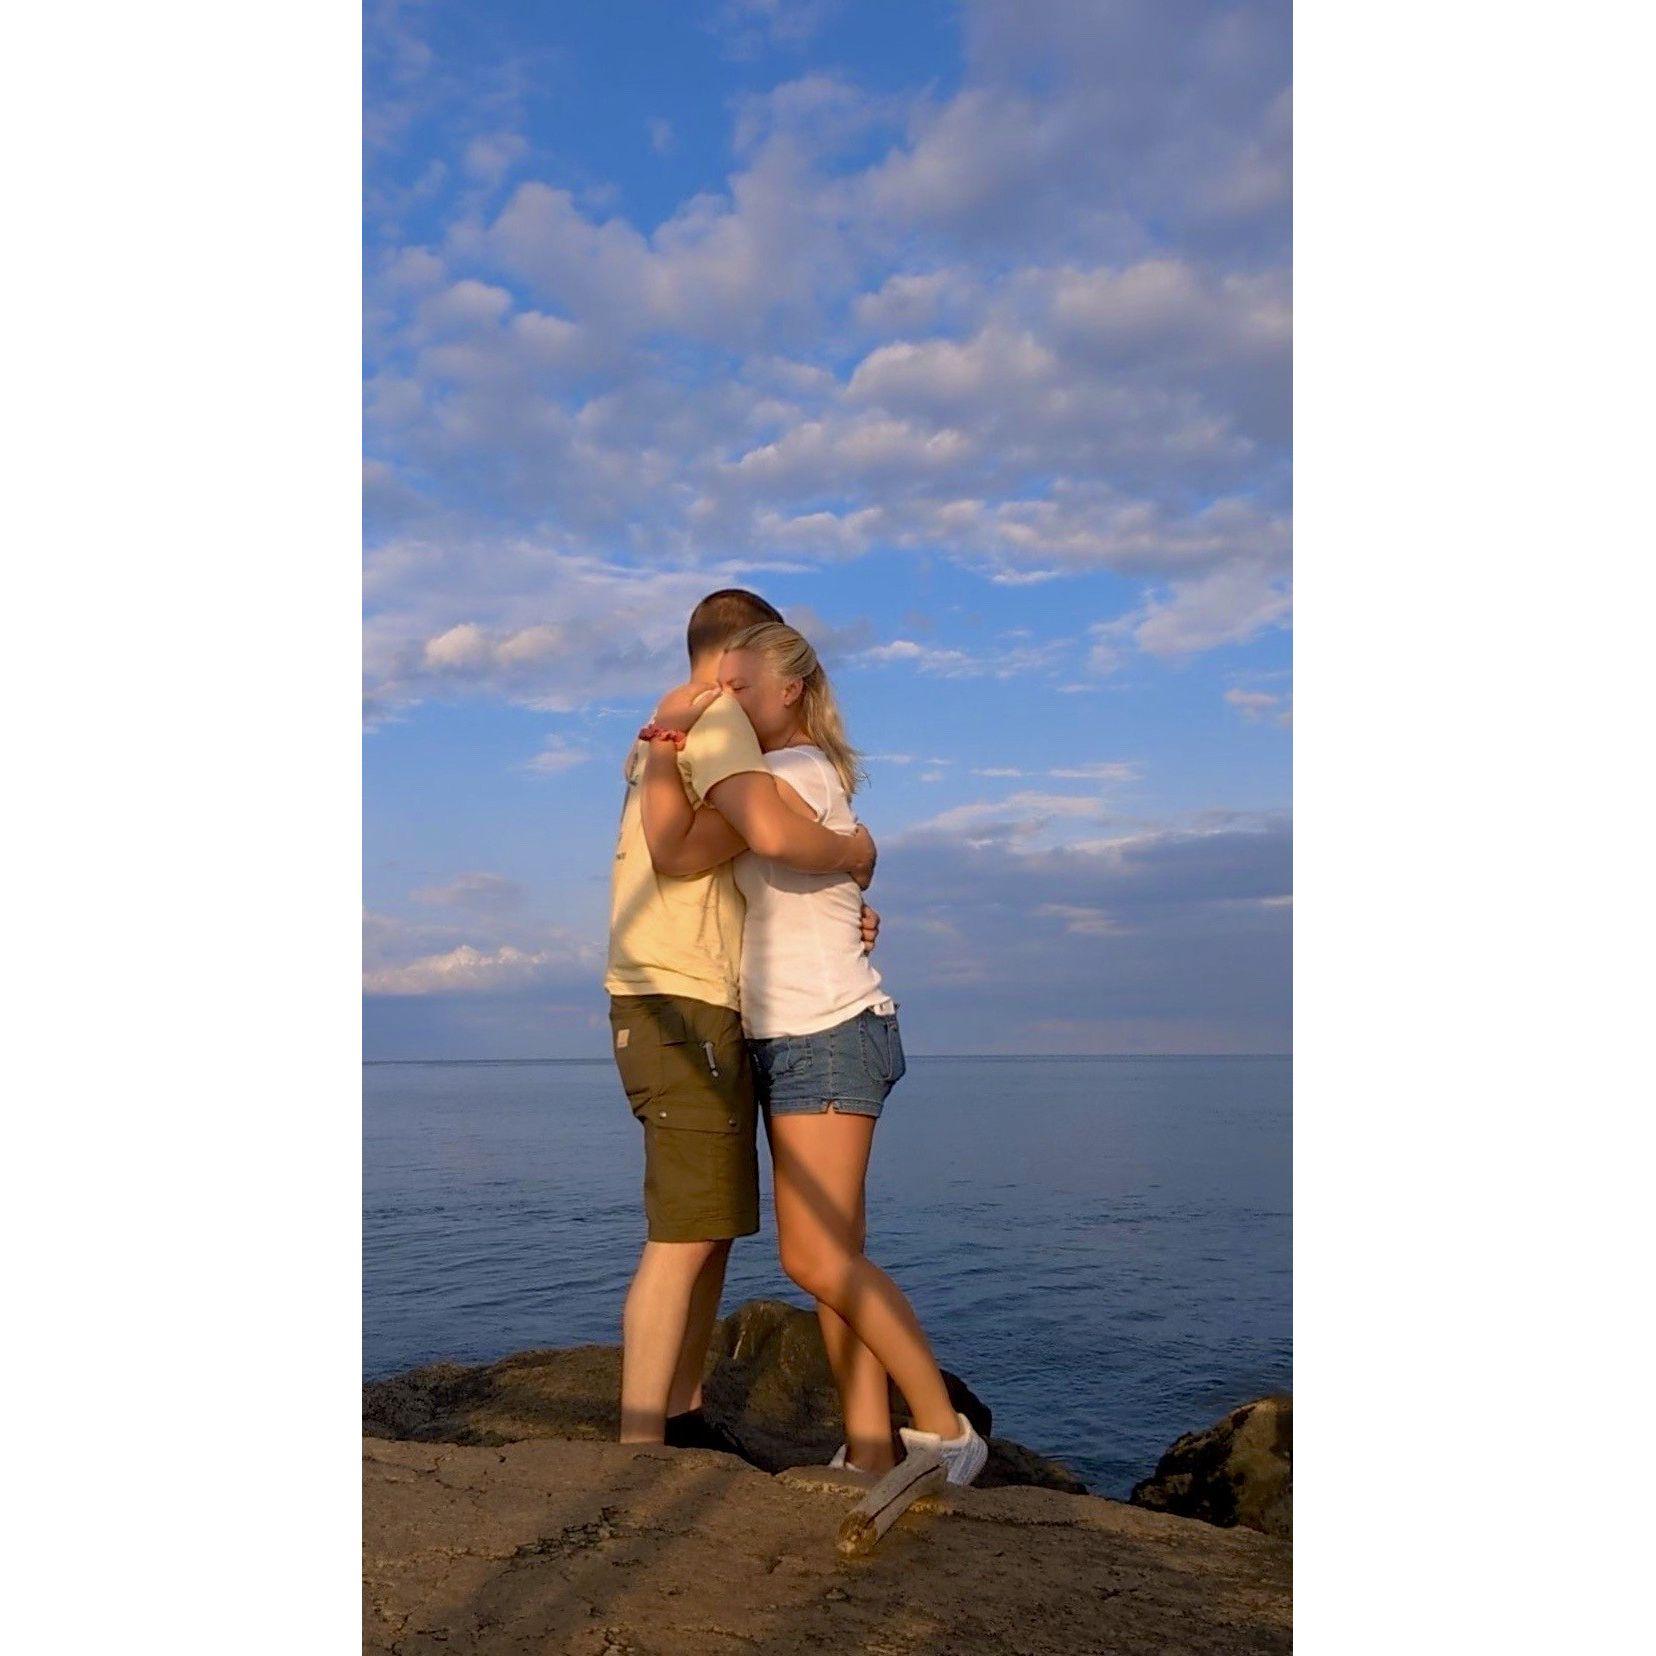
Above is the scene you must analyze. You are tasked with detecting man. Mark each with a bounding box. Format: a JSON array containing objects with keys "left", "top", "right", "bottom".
[{"left": 605, "top": 588, "right": 878, "bottom": 1445}]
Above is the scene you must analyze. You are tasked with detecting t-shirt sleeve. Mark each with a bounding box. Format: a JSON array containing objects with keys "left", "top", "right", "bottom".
[
  {"left": 763, "top": 747, "right": 833, "bottom": 823},
  {"left": 678, "top": 692, "right": 767, "bottom": 807}
]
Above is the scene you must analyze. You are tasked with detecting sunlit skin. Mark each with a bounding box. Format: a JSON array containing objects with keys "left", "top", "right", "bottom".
[
  {"left": 717, "top": 646, "right": 808, "bottom": 753},
  {"left": 713, "top": 643, "right": 963, "bottom": 1467}
]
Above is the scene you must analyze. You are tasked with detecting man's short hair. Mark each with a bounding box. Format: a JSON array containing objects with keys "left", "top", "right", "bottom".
[{"left": 686, "top": 588, "right": 784, "bottom": 662}]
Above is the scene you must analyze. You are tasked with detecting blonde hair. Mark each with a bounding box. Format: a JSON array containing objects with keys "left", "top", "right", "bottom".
[{"left": 725, "top": 621, "right": 866, "bottom": 798}]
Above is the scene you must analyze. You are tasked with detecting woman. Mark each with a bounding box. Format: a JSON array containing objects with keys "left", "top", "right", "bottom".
[{"left": 637, "top": 621, "right": 986, "bottom": 1484}]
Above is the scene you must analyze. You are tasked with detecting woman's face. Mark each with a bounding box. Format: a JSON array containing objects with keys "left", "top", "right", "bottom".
[{"left": 718, "top": 647, "right": 801, "bottom": 745}]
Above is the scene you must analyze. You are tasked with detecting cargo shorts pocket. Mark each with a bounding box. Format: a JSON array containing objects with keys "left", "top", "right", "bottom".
[
  {"left": 639, "top": 1098, "right": 742, "bottom": 1134},
  {"left": 610, "top": 999, "right": 691, "bottom": 1118}
]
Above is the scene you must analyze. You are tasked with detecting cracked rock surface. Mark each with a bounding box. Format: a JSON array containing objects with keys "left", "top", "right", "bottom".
[{"left": 364, "top": 1437, "right": 1290, "bottom": 1655}]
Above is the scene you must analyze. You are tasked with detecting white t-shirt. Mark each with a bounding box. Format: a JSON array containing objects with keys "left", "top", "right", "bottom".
[{"left": 732, "top": 745, "right": 891, "bottom": 1040}]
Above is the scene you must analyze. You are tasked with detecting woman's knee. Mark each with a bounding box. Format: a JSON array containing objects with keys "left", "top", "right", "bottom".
[{"left": 780, "top": 1243, "right": 856, "bottom": 1302}]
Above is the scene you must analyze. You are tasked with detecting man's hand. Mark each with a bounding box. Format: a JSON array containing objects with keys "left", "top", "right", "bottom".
[
  {"left": 845, "top": 822, "right": 877, "bottom": 891},
  {"left": 859, "top": 902, "right": 881, "bottom": 954}
]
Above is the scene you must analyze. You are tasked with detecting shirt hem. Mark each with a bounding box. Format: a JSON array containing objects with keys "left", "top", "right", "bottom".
[
  {"left": 605, "top": 970, "right": 741, "bottom": 1011},
  {"left": 740, "top": 986, "right": 892, "bottom": 1041}
]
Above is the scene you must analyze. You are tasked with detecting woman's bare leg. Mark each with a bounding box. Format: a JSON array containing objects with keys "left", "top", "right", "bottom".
[
  {"left": 768, "top": 1108, "right": 958, "bottom": 1439},
  {"left": 813, "top": 1183, "right": 896, "bottom": 1472}
]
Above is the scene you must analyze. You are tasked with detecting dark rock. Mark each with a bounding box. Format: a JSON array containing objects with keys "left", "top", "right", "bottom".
[
  {"left": 362, "top": 1344, "right": 621, "bottom": 1445},
  {"left": 1129, "top": 1394, "right": 1291, "bottom": 1537},
  {"left": 985, "top": 1434, "right": 1089, "bottom": 1497},
  {"left": 362, "top": 1297, "right": 1087, "bottom": 1495},
  {"left": 701, "top": 1298, "right": 1085, "bottom": 1494}
]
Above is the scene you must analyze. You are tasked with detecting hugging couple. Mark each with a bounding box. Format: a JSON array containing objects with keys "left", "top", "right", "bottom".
[{"left": 603, "top": 587, "right": 986, "bottom": 1488}]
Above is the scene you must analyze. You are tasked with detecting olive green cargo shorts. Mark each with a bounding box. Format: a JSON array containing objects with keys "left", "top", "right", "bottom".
[{"left": 608, "top": 993, "right": 759, "bottom": 1242}]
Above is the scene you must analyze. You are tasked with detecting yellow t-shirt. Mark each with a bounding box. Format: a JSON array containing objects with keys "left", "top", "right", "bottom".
[{"left": 602, "top": 691, "right": 767, "bottom": 1009}]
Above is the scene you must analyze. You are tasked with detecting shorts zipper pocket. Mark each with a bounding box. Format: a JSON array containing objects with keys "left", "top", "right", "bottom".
[{"left": 703, "top": 1040, "right": 721, "bottom": 1077}]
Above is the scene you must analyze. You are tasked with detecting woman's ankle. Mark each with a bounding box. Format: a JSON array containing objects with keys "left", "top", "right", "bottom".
[
  {"left": 846, "top": 1430, "right": 899, "bottom": 1474},
  {"left": 914, "top": 1406, "right": 963, "bottom": 1440},
  {"left": 850, "top": 1447, "right": 898, "bottom": 1475}
]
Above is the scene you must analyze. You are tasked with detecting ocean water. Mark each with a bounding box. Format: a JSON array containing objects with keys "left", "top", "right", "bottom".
[{"left": 364, "top": 1055, "right": 1290, "bottom": 1496}]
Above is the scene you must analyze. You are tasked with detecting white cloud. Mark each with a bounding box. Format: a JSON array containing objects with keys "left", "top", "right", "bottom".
[
  {"left": 363, "top": 0, "right": 1292, "bottom": 716},
  {"left": 365, "top": 547, "right": 754, "bottom": 717},
  {"left": 852, "top": 268, "right": 978, "bottom": 335},
  {"left": 713, "top": 0, "right": 837, "bottom": 58},
  {"left": 1048, "top": 761, "right": 1142, "bottom": 782},
  {"left": 462, "top": 131, "right": 528, "bottom": 184},
  {"left": 856, "top": 635, "right": 1068, "bottom": 679},
  {"left": 411, "top": 871, "right": 528, "bottom": 912},
  {"left": 1130, "top": 561, "right": 1292, "bottom": 657},
  {"left": 864, "top": 0, "right": 1290, "bottom": 257},
  {"left": 969, "top": 761, "right": 1140, "bottom": 782},
  {"left": 1224, "top": 687, "right": 1292, "bottom": 726},
  {"left": 1036, "top": 903, "right": 1123, "bottom": 936},
  {"left": 524, "top": 736, "right": 592, "bottom": 775},
  {"left": 900, "top": 791, "right": 1116, "bottom": 849},
  {"left": 363, "top": 905, "right": 603, "bottom": 997},
  {"left": 867, "top": 808, "right": 1292, "bottom": 1050},
  {"left": 364, "top": 943, "right": 562, "bottom": 996}
]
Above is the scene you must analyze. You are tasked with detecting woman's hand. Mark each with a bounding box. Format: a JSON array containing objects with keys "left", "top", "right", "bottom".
[{"left": 845, "top": 822, "right": 877, "bottom": 891}]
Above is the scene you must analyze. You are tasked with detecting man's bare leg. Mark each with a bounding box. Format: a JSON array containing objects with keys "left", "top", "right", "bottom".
[
  {"left": 620, "top": 1237, "right": 726, "bottom": 1442},
  {"left": 666, "top": 1238, "right": 732, "bottom": 1416}
]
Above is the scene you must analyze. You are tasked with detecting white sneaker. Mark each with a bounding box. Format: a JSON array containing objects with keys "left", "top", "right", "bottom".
[{"left": 898, "top": 1412, "right": 989, "bottom": 1486}]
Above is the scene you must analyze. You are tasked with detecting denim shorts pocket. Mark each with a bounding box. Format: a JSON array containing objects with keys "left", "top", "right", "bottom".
[
  {"left": 860, "top": 1012, "right": 906, "bottom": 1087},
  {"left": 753, "top": 1036, "right": 811, "bottom": 1085}
]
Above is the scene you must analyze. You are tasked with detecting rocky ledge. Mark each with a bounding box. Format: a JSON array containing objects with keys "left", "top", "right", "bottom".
[
  {"left": 365, "top": 1301, "right": 1292, "bottom": 1652},
  {"left": 364, "top": 1437, "right": 1291, "bottom": 1655}
]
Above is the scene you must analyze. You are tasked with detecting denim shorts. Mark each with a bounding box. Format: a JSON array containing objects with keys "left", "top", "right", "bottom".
[{"left": 748, "top": 1005, "right": 907, "bottom": 1118}]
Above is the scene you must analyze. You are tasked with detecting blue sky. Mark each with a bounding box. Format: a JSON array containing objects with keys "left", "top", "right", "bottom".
[{"left": 363, "top": 0, "right": 1291, "bottom": 1058}]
